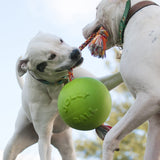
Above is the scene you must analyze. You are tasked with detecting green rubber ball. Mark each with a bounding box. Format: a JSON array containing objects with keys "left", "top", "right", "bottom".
[{"left": 58, "top": 77, "right": 112, "bottom": 130}]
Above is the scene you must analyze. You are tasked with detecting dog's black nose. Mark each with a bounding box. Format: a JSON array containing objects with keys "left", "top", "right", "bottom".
[
  {"left": 70, "top": 49, "right": 81, "bottom": 60},
  {"left": 37, "top": 62, "right": 47, "bottom": 72}
]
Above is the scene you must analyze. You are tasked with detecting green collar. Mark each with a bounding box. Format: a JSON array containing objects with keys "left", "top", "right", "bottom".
[
  {"left": 29, "top": 71, "right": 69, "bottom": 85},
  {"left": 37, "top": 78, "right": 69, "bottom": 85},
  {"left": 118, "top": 0, "right": 131, "bottom": 44}
]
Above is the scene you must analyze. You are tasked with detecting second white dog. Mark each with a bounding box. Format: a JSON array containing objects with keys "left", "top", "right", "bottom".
[{"left": 83, "top": 0, "right": 160, "bottom": 160}]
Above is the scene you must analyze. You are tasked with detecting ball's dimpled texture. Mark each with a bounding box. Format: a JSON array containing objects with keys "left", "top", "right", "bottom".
[{"left": 58, "top": 77, "right": 111, "bottom": 130}]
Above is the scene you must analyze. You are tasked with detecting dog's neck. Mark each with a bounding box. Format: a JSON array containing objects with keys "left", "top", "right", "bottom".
[
  {"left": 118, "top": 0, "right": 159, "bottom": 44},
  {"left": 29, "top": 71, "right": 69, "bottom": 86},
  {"left": 106, "top": 0, "right": 158, "bottom": 46}
]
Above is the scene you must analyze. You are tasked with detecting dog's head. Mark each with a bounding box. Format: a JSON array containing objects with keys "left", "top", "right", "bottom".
[
  {"left": 17, "top": 32, "right": 83, "bottom": 82},
  {"left": 83, "top": 0, "right": 128, "bottom": 48}
]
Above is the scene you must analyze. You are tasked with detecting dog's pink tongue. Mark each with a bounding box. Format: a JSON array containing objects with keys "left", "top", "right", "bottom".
[{"left": 95, "top": 124, "right": 112, "bottom": 140}]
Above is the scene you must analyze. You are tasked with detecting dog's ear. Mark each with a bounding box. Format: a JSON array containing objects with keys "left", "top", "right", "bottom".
[{"left": 16, "top": 56, "right": 29, "bottom": 77}]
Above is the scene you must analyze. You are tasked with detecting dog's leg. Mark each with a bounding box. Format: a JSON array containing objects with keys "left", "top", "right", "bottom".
[
  {"left": 33, "top": 121, "right": 53, "bottom": 160},
  {"left": 98, "top": 72, "right": 123, "bottom": 90},
  {"left": 51, "top": 128, "right": 76, "bottom": 160},
  {"left": 52, "top": 115, "right": 75, "bottom": 160},
  {"left": 144, "top": 113, "right": 160, "bottom": 160},
  {"left": 38, "top": 135, "right": 52, "bottom": 160},
  {"left": 102, "top": 93, "right": 160, "bottom": 160},
  {"left": 52, "top": 114, "right": 69, "bottom": 133},
  {"left": 32, "top": 109, "right": 57, "bottom": 160},
  {"left": 3, "top": 108, "right": 38, "bottom": 160}
]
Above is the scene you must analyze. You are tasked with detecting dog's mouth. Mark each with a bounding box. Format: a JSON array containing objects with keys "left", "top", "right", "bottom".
[
  {"left": 93, "top": 25, "right": 101, "bottom": 34},
  {"left": 55, "top": 57, "right": 83, "bottom": 72},
  {"left": 85, "top": 25, "right": 101, "bottom": 39},
  {"left": 73, "top": 57, "right": 84, "bottom": 68}
]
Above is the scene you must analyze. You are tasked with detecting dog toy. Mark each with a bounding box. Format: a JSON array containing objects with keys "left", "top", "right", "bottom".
[
  {"left": 79, "top": 26, "right": 109, "bottom": 58},
  {"left": 68, "top": 27, "right": 109, "bottom": 81},
  {"left": 68, "top": 69, "right": 74, "bottom": 81},
  {"left": 96, "top": 125, "right": 112, "bottom": 140},
  {"left": 58, "top": 77, "right": 111, "bottom": 130}
]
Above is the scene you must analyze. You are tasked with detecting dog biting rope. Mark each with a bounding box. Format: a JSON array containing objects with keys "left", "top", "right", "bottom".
[
  {"left": 79, "top": 26, "right": 109, "bottom": 58},
  {"left": 68, "top": 27, "right": 109, "bottom": 81},
  {"left": 68, "top": 26, "right": 109, "bottom": 81}
]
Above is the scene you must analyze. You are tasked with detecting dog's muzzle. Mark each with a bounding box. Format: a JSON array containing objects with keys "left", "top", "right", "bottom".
[
  {"left": 36, "top": 62, "right": 47, "bottom": 72},
  {"left": 70, "top": 49, "right": 81, "bottom": 60},
  {"left": 70, "top": 49, "right": 83, "bottom": 68},
  {"left": 55, "top": 49, "right": 83, "bottom": 72}
]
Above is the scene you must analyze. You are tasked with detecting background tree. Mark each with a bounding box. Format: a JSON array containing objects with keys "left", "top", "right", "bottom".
[{"left": 75, "top": 48, "right": 148, "bottom": 160}]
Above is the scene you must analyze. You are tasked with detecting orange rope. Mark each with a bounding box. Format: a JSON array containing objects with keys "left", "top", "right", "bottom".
[{"left": 68, "top": 27, "right": 109, "bottom": 81}]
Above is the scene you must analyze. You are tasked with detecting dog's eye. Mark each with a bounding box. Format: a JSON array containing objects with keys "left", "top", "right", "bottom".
[
  {"left": 48, "top": 54, "right": 56, "bottom": 60},
  {"left": 60, "top": 39, "right": 63, "bottom": 43}
]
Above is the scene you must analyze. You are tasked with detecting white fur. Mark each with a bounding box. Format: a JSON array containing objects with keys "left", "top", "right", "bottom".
[
  {"left": 4, "top": 32, "right": 122, "bottom": 160},
  {"left": 83, "top": 0, "right": 160, "bottom": 160},
  {"left": 3, "top": 32, "right": 94, "bottom": 160}
]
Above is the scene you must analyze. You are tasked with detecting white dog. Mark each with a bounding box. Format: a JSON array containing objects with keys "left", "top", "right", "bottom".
[
  {"left": 83, "top": 0, "right": 160, "bottom": 160},
  {"left": 3, "top": 32, "right": 122, "bottom": 160}
]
